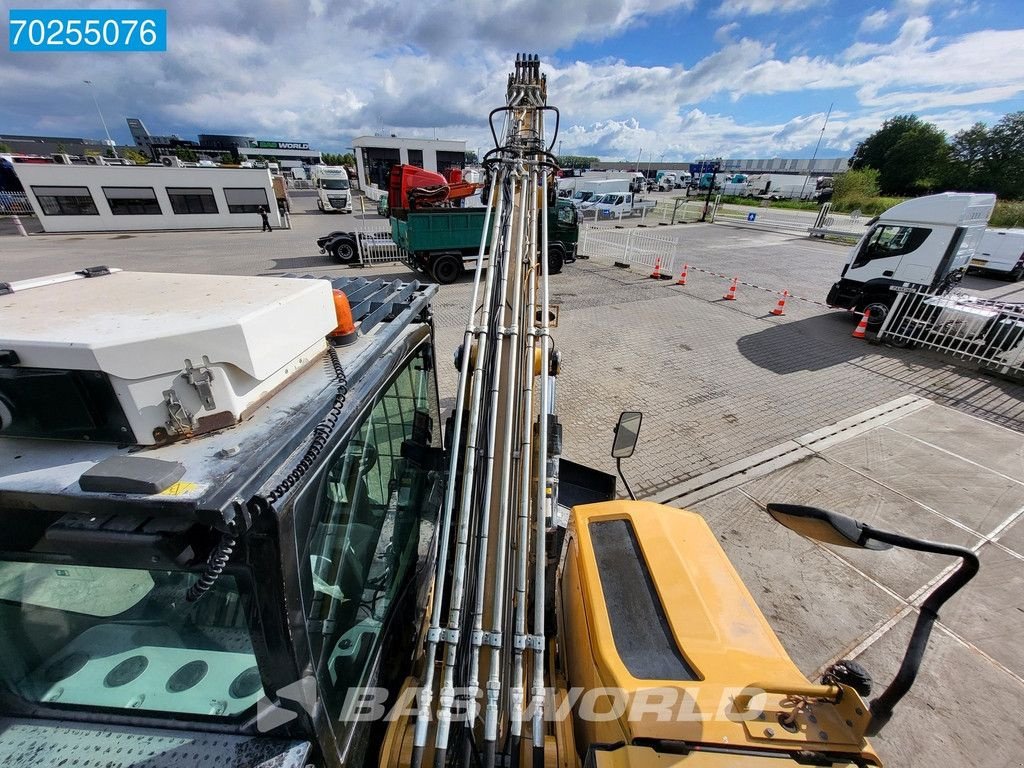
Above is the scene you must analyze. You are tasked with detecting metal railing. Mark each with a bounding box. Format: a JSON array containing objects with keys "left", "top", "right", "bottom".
[
  {"left": 809, "top": 203, "right": 868, "bottom": 240},
  {"left": 578, "top": 225, "right": 678, "bottom": 274},
  {"left": 0, "top": 191, "right": 33, "bottom": 216},
  {"left": 710, "top": 197, "right": 814, "bottom": 233},
  {"left": 355, "top": 225, "right": 402, "bottom": 266},
  {"left": 878, "top": 287, "right": 1024, "bottom": 380}
]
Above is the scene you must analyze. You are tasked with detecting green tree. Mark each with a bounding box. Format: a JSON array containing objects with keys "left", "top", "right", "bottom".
[
  {"left": 832, "top": 168, "right": 880, "bottom": 202},
  {"left": 122, "top": 148, "right": 150, "bottom": 165},
  {"left": 174, "top": 147, "right": 199, "bottom": 162},
  {"left": 556, "top": 155, "right": 597, "bottom": 170},
  {"left": 465, "top": 150, "right": 478, "bottom": 164},
  {"left": 0, "top": 141, "right": 10, "bottom": 152},
  {"left": 986, "top": 111, "right": 1024, "bottom": 200},
  {"left": 220, "top": 153, "right": 235, "bottom": 164},
  {"left": 851, "top": 115, "right": 948, "bottom": 195},
  {"left": 56, "top": 142, "right": 68, "bottom": 154},
  {"left": 947, "top": 122, "right": 991, "bottom": 191},
  {"left": 340, "top": 152, "right": 355, "bottom": 167}
]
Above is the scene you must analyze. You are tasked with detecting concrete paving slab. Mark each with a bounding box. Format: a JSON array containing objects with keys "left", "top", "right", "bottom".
[
  {"left": 739, "top": 454, "right": 984, "bottom": 599},
  {"left": 688, "top": 488, "right": 903, "bottom": 678},
  {"left": 993, "top": 511, "right": 1024, "bottom": 556},
  {"left": 854, "top": 614, "right": 1024, "bottom": 768},
  {"left": 937, "top": 542, "right": 1024, "bottom": 676},
  {"left": 885, "top": 404, "right": 1024, "bottom": 482},
  {"left": 821, "top": 427, "right": 1024, "bottom": 537}
]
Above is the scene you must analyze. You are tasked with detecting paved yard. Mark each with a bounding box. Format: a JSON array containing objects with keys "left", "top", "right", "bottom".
[{"left": 3, "top": 195, "right": 1022, "bottom": 766}]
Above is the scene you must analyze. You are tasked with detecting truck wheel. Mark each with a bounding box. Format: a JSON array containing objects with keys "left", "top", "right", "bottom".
[
  {"left": 431, "top": 255, "right": 462, "bottom": 285},
  {"left": 547, "top": 247, "right": 564, "bottom": 275},
  {"left": 331, "top": 238, "right": 357, "bottom": 264},
  {"left": 863, "top": 302, "right": 890, "bottom": 332}
]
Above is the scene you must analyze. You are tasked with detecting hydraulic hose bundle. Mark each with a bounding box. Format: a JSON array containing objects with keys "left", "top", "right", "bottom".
[{"left": 409, "top": 53, "right": 561, "bottom": 768}]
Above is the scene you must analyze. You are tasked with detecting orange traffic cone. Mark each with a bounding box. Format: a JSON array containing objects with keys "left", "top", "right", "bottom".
[
  {"left": 770, "top": 290, "right": 789, "bottom": 316},
  {"left": 852, "top": 309, "right": 870, "bottom": 339},
  {"left": 650, "top": 256, "right": 663, "bottom": 280},
  {"left": 723, "top": 276, "right": 738, "bottom": 300},
  {"left": 675, "top": 263, "right": 689, "bottom": 285}
]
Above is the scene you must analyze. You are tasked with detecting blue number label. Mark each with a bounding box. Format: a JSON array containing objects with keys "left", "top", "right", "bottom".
[{"left": 9, "top": 9, "right": 167, "bottom": 52}]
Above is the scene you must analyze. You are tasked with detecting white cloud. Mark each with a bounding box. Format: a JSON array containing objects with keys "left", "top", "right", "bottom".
[
  {"left": 713, "top": 0, "right": 817, "bottom": 17},
  {"left": 0, "top": 0, "right": 1020, "bottom": 162},
  {"left": 859, "top": 9, "right": 891, "bottom": 33}
]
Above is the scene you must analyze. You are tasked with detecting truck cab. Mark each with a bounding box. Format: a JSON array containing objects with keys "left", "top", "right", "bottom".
[
  {"left": 827, "top": 193, "right": 996, "bottom": 326},
  {"left": 313, "top": 166, "right": 353, "bottom": 213},
  {"left": 0, "top": 269, "right": 442, "bottom": 767}
]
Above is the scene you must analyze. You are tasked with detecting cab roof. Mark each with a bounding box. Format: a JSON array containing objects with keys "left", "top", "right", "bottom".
[{"left": 0, "top": 274, "right": 436, "bottom": 525}]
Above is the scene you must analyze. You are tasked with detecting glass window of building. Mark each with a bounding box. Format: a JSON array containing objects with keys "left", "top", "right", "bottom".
[
  {"left": 31, "top": 186, "right": 98, "bottom": 216},
  {"left": 103, "top": 187, "right": 162, "bottom": 216},
  {"left": 167, "top": 187, "right": 219, "bottom": 214},
  {"left": 223, "top": 188, "right": 269, "bottom": 214}
]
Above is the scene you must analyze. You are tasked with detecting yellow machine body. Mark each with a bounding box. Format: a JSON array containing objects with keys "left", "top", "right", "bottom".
[{"left": 557, "top": 500, "right": 881, "bottom": 766}]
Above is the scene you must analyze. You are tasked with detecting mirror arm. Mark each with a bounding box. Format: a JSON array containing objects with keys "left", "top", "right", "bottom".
[
  {"left": 861, "top": 525, "right": 979, "bottom": 735},
  {"left": 615, "top": 458, "right": 636, "bottom": 501}
]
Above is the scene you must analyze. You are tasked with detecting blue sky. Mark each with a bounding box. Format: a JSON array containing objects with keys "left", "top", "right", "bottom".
[{"left": 2, "top": 0, "right": 1023, "bottom": 162}]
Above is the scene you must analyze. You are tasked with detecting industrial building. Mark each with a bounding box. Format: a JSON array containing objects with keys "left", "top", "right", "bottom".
[
  {"left": 593, "top": 157, "right": 849, "bottom": 175},
  {"left": 126, "top": 118, "right": 321, "bottom": 168},
  {"left": 13, "top": 162, "right": 281, "bottom": 233},
  {"left": 352, "top": 135, "right": 467, "bottom": 199}
]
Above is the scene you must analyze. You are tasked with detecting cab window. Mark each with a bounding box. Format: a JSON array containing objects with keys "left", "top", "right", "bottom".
[
  {"left": 301, "top": 345, "right": 440, "bottom": 727},
  {"left": 853, "top": 224, "right": 932, "bottom": 267}
]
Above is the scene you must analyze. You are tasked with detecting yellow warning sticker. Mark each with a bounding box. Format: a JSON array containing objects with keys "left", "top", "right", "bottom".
[{"left": 159, "top": 481, "right": 200, "bottom": 496}]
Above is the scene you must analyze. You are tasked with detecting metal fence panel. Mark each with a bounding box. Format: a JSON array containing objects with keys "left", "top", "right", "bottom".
[
  {"left": 0, "top": 191, "right": 33, "bottom": 216},
  {"left": 355, "top": 226, "right": 403, "bottom": 266},
  {"left": 879, "top": 287, "right": 1024, "bottom": 379},
  {"left": 808, "top": 203, "right": 868, "bottom": 240},
  {"left": 577, "top": 225, "right": 678, "bottom": 274}
]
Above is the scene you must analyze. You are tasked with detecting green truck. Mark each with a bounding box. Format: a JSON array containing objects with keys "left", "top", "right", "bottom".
[{"left": 390, "top": 199, "right": 579, "bottom": 284}]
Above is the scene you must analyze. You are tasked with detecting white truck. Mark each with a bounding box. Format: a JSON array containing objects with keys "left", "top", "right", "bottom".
[
  {"left": 311, "top": 165, "right": 353, "bottom": 213},
  {"left": 584, "top": 191, "right": 657, "bottom": 219},
  {"left": 968, "top": 228, "right": 1024, "bottom": 281},
  {"left": 827, "top": 192, "right": 997, "bottom": 329}
]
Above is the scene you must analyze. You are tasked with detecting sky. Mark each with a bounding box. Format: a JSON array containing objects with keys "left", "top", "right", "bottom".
[{"left": 2, "top": 0, "right": 1023, "bottom": 163}]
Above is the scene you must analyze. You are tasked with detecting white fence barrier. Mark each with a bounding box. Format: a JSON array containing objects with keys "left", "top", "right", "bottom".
[
  {"left": 809, "top": 203, "right": 868, "bottom": 240},
  {"left": 0, "top": 191, "right": 33, "bottom": 216},
  {"left": 355, "top": 225, "right": 402, "bottom": 266},
  {"left": 879, "top": 287, "right": 1024, "bottom": 380},
  {"left": 578, "top": 225, "right": 678, "bottom": 274}
]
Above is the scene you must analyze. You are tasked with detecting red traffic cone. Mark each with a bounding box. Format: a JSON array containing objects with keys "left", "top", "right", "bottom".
[
  {"left": 770, "top": 290, "right": 789, "bottom": 316},
  {"left": 675, "top": 263, "right": 689, "bottom": 285},
  {"left": 649, "top": 256, "right": 663, "bottom": 280},
  {"left": 852, "top": 308, "right": 870, "bottom": 339},
  {"left": 723, "top": 276, "right": 738, "bottom": 300}
]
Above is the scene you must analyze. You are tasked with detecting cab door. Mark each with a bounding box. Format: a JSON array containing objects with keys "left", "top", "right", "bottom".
[{"left": 846, "top": 223, "right": 934, "bottom": 285}]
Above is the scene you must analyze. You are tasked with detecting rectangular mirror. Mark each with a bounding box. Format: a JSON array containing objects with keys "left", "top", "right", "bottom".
[{"left": 611, "top": 411, "right": 642, "bottom": 459}]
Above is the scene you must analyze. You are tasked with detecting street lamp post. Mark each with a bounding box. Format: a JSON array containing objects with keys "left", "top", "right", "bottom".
[{"left": 83, "top": 80, "right": 117, "bottom": 158}]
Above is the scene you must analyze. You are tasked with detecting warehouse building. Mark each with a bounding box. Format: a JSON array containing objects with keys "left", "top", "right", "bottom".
[
  {"left": 13, "top": 162, "right": 281, "bottom": 233},
  {"left": 352, "top": 135, "right": 467, "bottom": 200}
]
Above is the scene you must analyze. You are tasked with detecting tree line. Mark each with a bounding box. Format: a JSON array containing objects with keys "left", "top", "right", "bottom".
[{"left": 850, "top": 112, "right": 1024, "bottom": 200}]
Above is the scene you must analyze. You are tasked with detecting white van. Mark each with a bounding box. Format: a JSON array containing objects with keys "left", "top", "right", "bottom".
[
  {"left": 827, "top": 192, "right": 996, "bottom": 327},
  {"left": 969, "top": 228, "right": 1024, "bottom": 281}
]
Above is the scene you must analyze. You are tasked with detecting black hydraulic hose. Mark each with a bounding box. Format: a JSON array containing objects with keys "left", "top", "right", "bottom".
[{"left": 863, "top": 526, "right": 979, "bottom": 734}]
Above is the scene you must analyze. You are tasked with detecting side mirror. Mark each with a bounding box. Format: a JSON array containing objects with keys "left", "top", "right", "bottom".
[
  {"left": 766, "top": 504, "right": 890, "bottom": 551},
  {"left": 765, "top": 501, "right": 979, "bottom": 737},
  {"left": 611, "top": 411, "right": 642, "bottom": 459}
]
